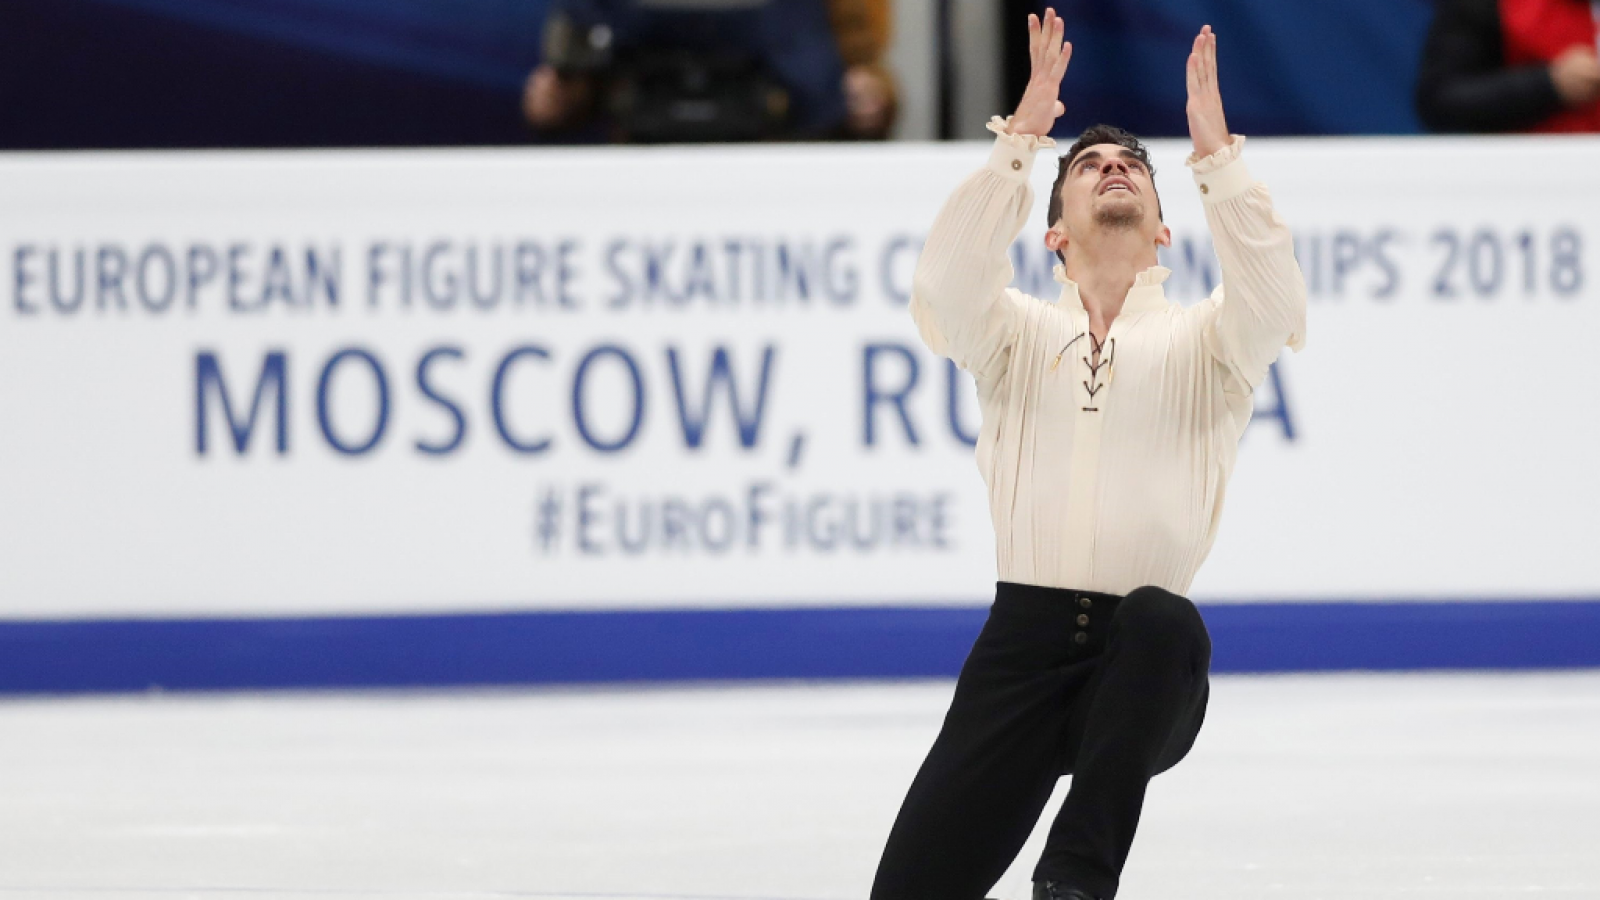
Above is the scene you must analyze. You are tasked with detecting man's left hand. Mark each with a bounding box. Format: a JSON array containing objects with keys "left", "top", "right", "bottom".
[{"left": 1185, "top": 25, "right": 1230, "bottom": 159}]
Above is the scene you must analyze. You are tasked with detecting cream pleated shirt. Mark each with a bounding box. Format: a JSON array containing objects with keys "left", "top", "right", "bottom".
[{"left": 912, "top": 119, "right": 1308, "bottom": 597}]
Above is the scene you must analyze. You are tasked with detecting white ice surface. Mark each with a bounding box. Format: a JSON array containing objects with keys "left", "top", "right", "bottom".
[{"left": 0, "top": 672, "right": 1597, "bottom": 899}]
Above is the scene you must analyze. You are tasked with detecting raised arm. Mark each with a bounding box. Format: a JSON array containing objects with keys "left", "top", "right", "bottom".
[
  {"left": 1184, "top": 26, "right": 1307, "bottom": 394},
  {"left": 910, "top": 11, "right": 1070, "bottom": 383}
]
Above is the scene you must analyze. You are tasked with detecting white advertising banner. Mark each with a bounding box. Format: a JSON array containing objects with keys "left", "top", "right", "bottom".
[{"left": 1, "top": 137, "right": 1597, "bottom": 618}]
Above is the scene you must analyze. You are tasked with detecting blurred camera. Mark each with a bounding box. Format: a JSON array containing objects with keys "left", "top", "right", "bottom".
[
  {"left": 542, "top": 12, "right": 616, "bottom": 75},
  {"left": 610, "top": 52, "right": 789, "bottom": 143}
]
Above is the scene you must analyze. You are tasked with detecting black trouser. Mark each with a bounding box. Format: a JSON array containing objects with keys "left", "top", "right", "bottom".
[{"left": 871, "top": 581, "right": 1212, "bottom": 900}]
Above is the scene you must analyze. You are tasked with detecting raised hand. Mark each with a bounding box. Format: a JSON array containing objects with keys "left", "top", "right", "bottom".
[
  {"left": 1009, "top": 8, "right": 1072, "bottom": 137},
  {"left": 1185, "top": 25, "right": 1230, "bottom": 158}
]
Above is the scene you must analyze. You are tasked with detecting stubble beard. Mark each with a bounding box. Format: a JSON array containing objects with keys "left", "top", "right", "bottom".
[{"left": 1093, "top": 200, "right": 1145, "bottom": 231}]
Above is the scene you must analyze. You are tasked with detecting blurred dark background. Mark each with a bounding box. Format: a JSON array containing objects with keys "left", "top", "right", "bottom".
[
  {"left": 0, "top": 0, "right": 1582, "bottom": 149},
  {"left": 0, "top": 0, "right": 549, "bottom": 147},
  {"left": 1001, "top": 0, "right": 1434, "bottom": 139}
]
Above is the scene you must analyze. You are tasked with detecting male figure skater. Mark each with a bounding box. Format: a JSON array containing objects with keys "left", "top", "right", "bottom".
[{"left": 870, "top": 11, "right": 1306, "bottom": 900}]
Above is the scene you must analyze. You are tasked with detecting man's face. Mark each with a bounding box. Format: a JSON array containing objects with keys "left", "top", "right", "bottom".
[{"left": 1054, "top": 143, "right": 1165, "bottom": 243}]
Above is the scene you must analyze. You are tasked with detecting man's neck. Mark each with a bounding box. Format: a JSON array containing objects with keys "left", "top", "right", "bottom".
[{"left": 1064, "top": 231, "right": 1160, "bottom": 340}]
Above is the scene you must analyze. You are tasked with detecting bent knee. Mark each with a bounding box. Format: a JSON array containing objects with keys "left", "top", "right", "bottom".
[{"left": 1117, "top": 587, "right": 1212, "bottom": 662}]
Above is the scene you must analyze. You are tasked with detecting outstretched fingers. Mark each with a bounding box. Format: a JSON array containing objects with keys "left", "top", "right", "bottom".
[
  {"left": 1031, "top": 10, "right": 1059, "bottom": 70},
  {"left": 1026, "top": 8, "right": 1069, "bottom": 81},
  {"left": 1051, "top": 42, "right": 1073, "bottom": 82},
  {"left": 1011, "top": 7, "right": 1070, "bottom": 134},
  {"left": 1188, "top": 25, "right": 1219, "bottom": 96},
  {"left": 1186, "top": 33, "right": 1203, "bottom": 95},
  {"left": 1205, "top": 26, "right": 1217, "bottom": 87},
  {"left": 1183, "top": 24, "right": 1229, "bottom": 156},
  {"left": 1041, "top": 9, "right": 1069, "bottom": 80}
]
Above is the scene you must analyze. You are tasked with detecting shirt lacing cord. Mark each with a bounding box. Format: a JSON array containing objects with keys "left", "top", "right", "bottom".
[
  {"left": 1048, "top": 333, "right": 1085, "bottom": 372},
  {"left": 1050, "top": 332, "right": 1116, "bottom": 412}
]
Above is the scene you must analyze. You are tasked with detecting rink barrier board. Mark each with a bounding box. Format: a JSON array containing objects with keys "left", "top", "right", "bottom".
[
  {"left": 4, "top": 599, "right": 1600, "bottom": 694},
  {"left": 6, "top": 139, "right": 1600, "bottom": 623}
]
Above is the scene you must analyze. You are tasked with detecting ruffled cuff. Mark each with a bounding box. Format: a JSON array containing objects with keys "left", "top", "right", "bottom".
[
  {"left": 985, "top": 116, "right": 1057, "bottom": 151},
  {"left": 1185, "top": 134, "right": 1253, "bottom": 204},
  {"left": 986, "top": 116, "right": 1056, "bottom": 183}
]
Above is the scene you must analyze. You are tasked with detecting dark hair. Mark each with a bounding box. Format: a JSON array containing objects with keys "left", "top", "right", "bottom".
[{"left": 1047, "top": 124, "right": 1163, "bottom": 255}]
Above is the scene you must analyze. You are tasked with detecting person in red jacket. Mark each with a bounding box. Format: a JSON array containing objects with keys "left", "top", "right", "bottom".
[{"left": 1416, "top": 0, "right": 1600, "bottom": 132}]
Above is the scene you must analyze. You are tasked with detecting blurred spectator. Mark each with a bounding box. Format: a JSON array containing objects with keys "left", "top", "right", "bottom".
[
  {"left": 1416, "top": 0, "right": 1600, "bottom": 132},
  {"left": 829, "top": 0, "right": 897, "bottom": 139},
  {"left": 523, "top": 0, "right": 893, "bottom": 142}
]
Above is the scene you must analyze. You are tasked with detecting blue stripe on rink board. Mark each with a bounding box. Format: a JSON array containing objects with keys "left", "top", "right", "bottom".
[{"left": 2, "top": 600, "right": 1599, "bottom": 694}]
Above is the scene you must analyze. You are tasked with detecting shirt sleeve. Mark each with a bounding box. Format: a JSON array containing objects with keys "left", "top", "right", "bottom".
[
  {"left": 909, "top": 117, "right": 1052, "bottom": 383},
  {"left": 1190, "top": 136, "right": 1308, "bottom": 395}
]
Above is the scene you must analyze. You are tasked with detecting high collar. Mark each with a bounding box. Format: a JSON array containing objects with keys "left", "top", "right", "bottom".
[{"left": 1052, "top": 263, "right": 1173, "bottom": 316}]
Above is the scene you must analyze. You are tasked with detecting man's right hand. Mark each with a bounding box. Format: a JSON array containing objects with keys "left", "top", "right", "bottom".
[
  {"left": 1550, "top": 46, "right": 1600, "bottom": 109},
  {"left": 1008, "top": 9, "right": 1072, "bottom": 137}
]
